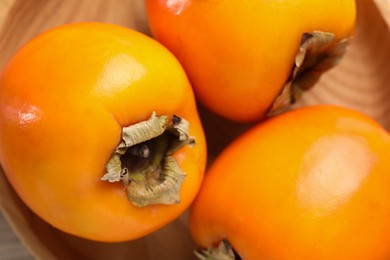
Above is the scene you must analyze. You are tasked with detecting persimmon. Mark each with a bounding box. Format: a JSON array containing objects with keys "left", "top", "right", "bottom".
[
  {"left": 145, "top": 0, "right": 357, "bottom": 122},
  {"left": 0, "top": 22, "right": 206, "bottom": 242},
  {"left": 190, "top": 105, "right": 390, "bottom": 259}
]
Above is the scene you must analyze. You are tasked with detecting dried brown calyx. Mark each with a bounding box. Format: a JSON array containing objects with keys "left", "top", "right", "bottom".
[
  {"left": 268, "top": 31, "right": 351, "bottom": 116},
  {"left": 101, "top": 112, "right": 195, "bottom": 207},
  {"left": 195, "top": 240, "right": 240, "bottom": 260}
]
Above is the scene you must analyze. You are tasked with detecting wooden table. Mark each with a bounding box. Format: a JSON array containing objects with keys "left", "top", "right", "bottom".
[{"left": 0, "top": 213, "right": 32, "bottom": 259}]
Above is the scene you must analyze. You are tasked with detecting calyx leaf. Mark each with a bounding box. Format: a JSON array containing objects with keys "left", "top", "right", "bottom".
[
  {"left": 101, "top": 112, "right": 195, "bottom": 207},
  {"left": 268, "top": 31, "right": 351, "bottom": 116}
]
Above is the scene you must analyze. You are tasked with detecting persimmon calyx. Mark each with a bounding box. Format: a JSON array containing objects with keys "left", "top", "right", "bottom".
[
  {"left": 268, "top": 31, "right": 351, "bottom": 115},
  {"left": 195, "top": 240, "right": 237, "bottom": 260},
  {"left": 101, "top": 111, "right": 195, "bottom": 207}
]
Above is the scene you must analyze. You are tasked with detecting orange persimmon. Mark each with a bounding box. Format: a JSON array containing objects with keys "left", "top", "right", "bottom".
[
  {"left": 146, "top": 0, "right": 357, "bottom": 122},
  {"left": 0, "top": 22, "right": 206, "bottom": 242},
  {"left": 190, "top": 105, "right": 390, "bottom": 259}
]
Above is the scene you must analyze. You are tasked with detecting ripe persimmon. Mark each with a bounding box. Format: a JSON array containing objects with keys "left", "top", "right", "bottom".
[
  {"left": 190, "top": 105, "right": 390, "bottom": 259},
  {"left": 146, "top": 0, "right": 357, "bottom": 122},
  {"left": 0, "top": 22, "right": 206, "bottom": 242}
]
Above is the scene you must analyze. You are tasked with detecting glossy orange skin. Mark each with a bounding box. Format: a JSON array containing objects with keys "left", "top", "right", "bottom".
[
  {"left": 190, "top": 105, "right": 390, "bottom": 259},
  {"left": 0, "top": 22, "right": 206, "bottom": 242},
  {"left": 146, "top": 0, "right": 357, "bottom": 122}
]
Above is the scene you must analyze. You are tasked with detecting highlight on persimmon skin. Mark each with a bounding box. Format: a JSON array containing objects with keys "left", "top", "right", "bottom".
[
  {"left": 190, "top": 105, "right": 390, "bottom": 260},
  {"left": 0, "top": 22, "right": 206, "bottom": 242},
  {"left": 145, "top": 0, "right": 357, "bottom": 122}
]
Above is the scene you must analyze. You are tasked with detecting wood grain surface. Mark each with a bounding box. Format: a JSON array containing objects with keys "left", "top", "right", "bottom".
[{"left": 0, "top": 0, "right": 389, "bottom": 259}]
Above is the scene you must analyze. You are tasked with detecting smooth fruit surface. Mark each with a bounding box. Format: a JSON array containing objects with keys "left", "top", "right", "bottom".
[
  {"left": 146, "top": 0, "right": 357, "bottom": 121},
  {"left": 0, "top": 22, "right": 206, "bottom": 242},
  {"left": 190, "top": 105, "right": 390, "bottom": 259}
]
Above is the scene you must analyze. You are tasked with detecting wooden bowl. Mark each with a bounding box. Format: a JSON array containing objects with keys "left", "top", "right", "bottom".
[{"left": 0, "top": 0, "right": 389, "bottom": 259}]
